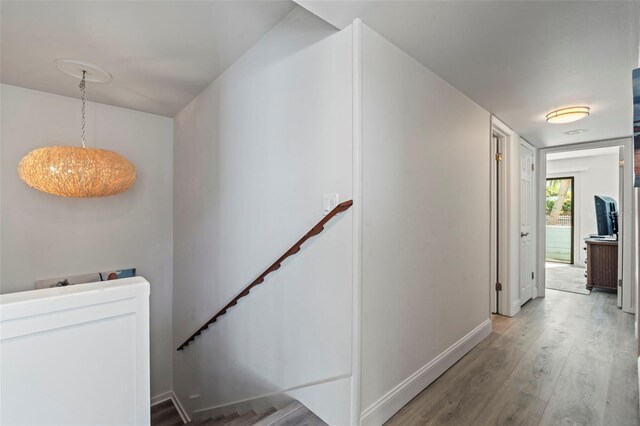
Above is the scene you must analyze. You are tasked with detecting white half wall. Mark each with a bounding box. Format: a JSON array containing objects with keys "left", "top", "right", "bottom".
[
  {"left": 0, "top": 84, "right": 174, "bottom": 397},
  {"left": 172, "top": 8, "right": 354, "bottom": 424},
  {"left": 359, "top": 24, "right": 491, "bottom": 424},
  {"left": 1, "top": 278, "right": 150, "bottom": 426}
]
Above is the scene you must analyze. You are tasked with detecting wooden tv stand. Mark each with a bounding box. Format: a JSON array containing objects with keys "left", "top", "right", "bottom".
[{"left": 584, "top": 238, "right": 618, "bottom": 292}]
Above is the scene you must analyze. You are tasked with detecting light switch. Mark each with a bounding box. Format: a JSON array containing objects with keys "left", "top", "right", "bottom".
[{"left": 323, "top": 193, "right": 339, "bottom": 215}]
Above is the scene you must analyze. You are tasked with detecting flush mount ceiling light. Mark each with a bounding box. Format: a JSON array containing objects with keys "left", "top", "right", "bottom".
[
  {"left": 546, "top": 106, "right": 590, "bottom": 124},
  {"left": 18, "top": 61, "right": 135, "bottom": 197},
  {"left": 564, "top": 129, "right": 589, "bottom": 135}
]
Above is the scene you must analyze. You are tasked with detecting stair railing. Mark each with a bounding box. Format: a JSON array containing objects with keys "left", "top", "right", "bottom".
[{"left": 177, "top": 200, "right": 353, "bottom": 351}]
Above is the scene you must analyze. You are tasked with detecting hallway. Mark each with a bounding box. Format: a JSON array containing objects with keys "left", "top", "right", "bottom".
[{"left": 386, "top": 290, "right": 639, "bottom": 425}]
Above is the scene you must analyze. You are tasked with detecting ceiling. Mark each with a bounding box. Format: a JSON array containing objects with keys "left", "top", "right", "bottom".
[
  {"left": 2, "top": 1, "right": 638, "bottom": 147},
  {"left": 297, "top": 0, "right": 639, "bottom": 147},
  {"left": 0, "top": 1, "right": 295, "bottom": 117}
]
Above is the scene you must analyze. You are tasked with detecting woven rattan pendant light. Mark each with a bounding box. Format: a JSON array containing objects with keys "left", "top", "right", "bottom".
[{"left": 18, "top": 64, "right": 136, "bottom": 197}]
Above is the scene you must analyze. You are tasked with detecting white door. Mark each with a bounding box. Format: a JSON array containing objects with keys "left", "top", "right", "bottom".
[
  {"left": 617, "top": 146, "right": 624, "bottom": 308},
  {"left": 520, "top": 143, "right": 535, "bottom": 304}
]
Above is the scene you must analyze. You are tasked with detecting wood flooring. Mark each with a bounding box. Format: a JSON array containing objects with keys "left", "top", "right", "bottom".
[
  {"left": 385, "top": 289, "right": 639, "bottom": 426},
  {"left": 151, "top": 399, "right": 327, "bottom": 426},
  {"left": 152, "top": 399, "right": 183, "bottom": 426}
]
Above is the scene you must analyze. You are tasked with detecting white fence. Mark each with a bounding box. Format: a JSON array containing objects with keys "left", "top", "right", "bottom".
[{"left": 545, "top": 215, "right": 572, "bottom": 226}]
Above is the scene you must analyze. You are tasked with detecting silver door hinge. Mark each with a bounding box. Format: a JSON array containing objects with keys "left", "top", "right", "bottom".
[
  {"left": 495, "top": 153, "right": 503, "bottom": 161},
  {"left": 531, "top": 163, "right": 535, "bottom": 171},
  {"left": 532, "top": 272, "right": 535, "bottom": 280},
  {"left": 619, "top": 279, "right": 623, "bottom": 288},
  {"left": 495, "top": 282, "right": 503, "bottom": 291}
]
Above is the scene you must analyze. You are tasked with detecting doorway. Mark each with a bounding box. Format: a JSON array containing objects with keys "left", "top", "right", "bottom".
[
  {"left": 491, "top": 132, "right": 505, "bottom": 314},
  {"left": 538, "top": 140, "right": 634, "bottom": 313},
  {"left": 490, "top": 117, "right": 522, "bottom": 317},
  {"left": 545, "top": 177, "right": 575, "bottom": 265}
]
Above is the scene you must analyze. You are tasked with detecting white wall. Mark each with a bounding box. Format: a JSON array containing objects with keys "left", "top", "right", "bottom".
[
  {"left": 546, "top": 149, "right": 619, "bottom": 266},
  {"left": 172, "top": 8, "right": 354, "bottom": 425},
  {"left": 359, "top": 24, "right": 491, "bottom": 424},
  {"left": 1, "top": 278, "right": 150, "bottom": 426},
  {"left": 0, "top": 84, "right": 174, "bottom": 398}
]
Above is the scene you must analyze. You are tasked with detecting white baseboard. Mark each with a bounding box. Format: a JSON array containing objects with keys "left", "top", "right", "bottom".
[
  {"left": 508, "top": 299, "right": 522, "bottom": 317},
  {"left": 151, "top": 391, "right": 173, "bottom": 406},
  {"left": 192, "top": 374, "right": 350, "bottom": 422},
  {"left": 151, "top": 391, "right": 190, "bottom": 424},
  {"left": 360, "top": 319, "right": 492, "bottom": 426},
  {"left": 172, "top": 392, "right": 190, "bottom": 424}
]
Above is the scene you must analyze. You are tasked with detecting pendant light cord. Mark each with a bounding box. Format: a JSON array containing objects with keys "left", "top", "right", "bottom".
[{"left": 79, "top": 70, "right": 87, "bottom": 148}]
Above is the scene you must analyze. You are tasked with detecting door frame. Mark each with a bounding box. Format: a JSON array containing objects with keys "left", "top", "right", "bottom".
[
  {"left": 490, "top": 117, "right": 522, "bottom": 316},
  {"left": 520, "top": 139, "right": 537, "bottom": 305},
  {"left": 544, "top": 176, "right": 575, "bottom": 265},
  {"left": 537, "top": 137, "right": 635, "bottom": 314},
  {"left": 546, "top": 173, "right": 582, "bottom": 266}
]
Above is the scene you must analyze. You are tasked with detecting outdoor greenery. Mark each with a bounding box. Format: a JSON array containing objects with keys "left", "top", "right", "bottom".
[{"left": 546, "top": 179, "right": 572, "bottom": 215}]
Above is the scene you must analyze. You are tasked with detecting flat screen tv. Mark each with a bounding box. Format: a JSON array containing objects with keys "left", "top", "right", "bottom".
[{"left": 594, "top": 195, "right": 618, "bottom": 237}]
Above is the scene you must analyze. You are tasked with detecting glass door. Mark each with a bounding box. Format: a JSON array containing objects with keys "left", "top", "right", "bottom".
[{"left": 545, "top": 177, "right": 574, "bottom": 264}]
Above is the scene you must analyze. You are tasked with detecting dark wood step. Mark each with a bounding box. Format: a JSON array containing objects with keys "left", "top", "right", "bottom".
[
  {"left": 248, "top": 408, "right": 276, "bottom": 424},
  {"left": 223, "top": 411, "right": 256, "bottom": 426},
  {"left": 270, "top": 407, "right": 325, "bottom": 426},
  {"left": 208, "top": 412, "right": 239, "bottom": 426},
  {"left": 252, "top": 402, "right": 302, "bottom": 426},
  {"left": 151, "top": 399, "right": 183, "bottom": 426},
  {"left": 186, "top": 419, "right": 211, "bottom": 426}
]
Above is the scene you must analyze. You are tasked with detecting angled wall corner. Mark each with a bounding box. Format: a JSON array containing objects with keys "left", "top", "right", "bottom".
[
  {"left": 171, "top": 7, "right": 355, "bottom": 425},
  {"left": 357, "top": 23, "right": 492, "bottom": 425}
]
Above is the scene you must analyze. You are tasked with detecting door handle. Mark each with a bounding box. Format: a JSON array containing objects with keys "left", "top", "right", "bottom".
[{"left": 521, "top": 232, "right": 529, "bottom": 237}]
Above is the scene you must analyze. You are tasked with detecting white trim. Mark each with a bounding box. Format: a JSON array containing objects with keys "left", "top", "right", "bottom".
[
  {"left": 635, "top": 187, "right": 639, "bottom": 338},
  {"left": 172, "top": 392, "right": 190, "bottom": 424},
  {"left": 511, "top": 298, "right": 522, "bottom": 313},
  {"left": 522, "top": 138, "right": 539, "bottom": 299},
  {"left": 490, "top": 116, "right": 520, "bottom": 316},
  {"left": 359, "top": 319, "right": 492, "bottom": 426},
  {"left": 618, "top": 146, "right": 624, "bottom": 308},
  {"left": 150, "top": 391, "right": 189, "bottom": 424},
  {"left": 151, "top": 391, "right": 174, "bottom": 407},
  {"left": 490, "top": 130, "right": 498, "bottom": 314},
  {"left": 489, "top": 129, "right": 502, "bottom": 316},
  {"left": 351, "top": 17, "right": 363, "bottom": 426},
  {"left": 537, "top": 153, "right": 547, "bottom": 298},
  {"left": 193, "top": 374, "right": 350, "bottom": 415}
]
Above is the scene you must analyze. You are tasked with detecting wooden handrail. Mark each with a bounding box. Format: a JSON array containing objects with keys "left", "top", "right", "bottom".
[{"left": 177, "top": 200, "right": 353, "bottom": 351}]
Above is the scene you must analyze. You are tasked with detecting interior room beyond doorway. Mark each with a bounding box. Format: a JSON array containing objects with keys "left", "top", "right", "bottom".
[{"left": 544, "top": 147, "right": 620, "bottom": 300}]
